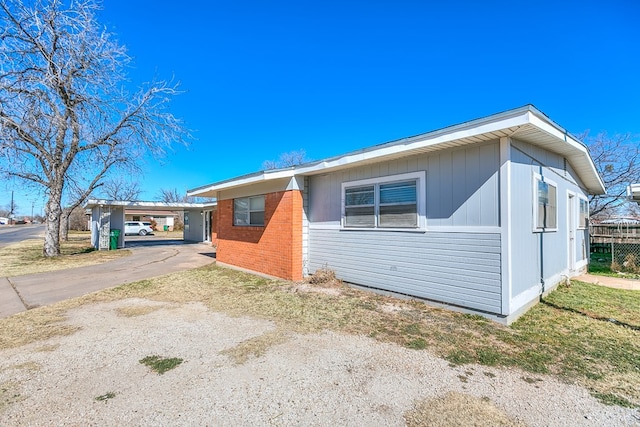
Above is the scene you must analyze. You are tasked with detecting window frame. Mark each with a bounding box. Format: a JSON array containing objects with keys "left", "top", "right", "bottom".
[
  {"left": 233, "top": 195, "right": 265, "bottom": 227},
  {"left": 532, "top": 173, "right": 558, "bottom": 232},
  {"left": 341, "top": 171, "right": 426, "bottom": 231},
  {"left": 578, "top": 197, "right": 589, "bottom": 229}
]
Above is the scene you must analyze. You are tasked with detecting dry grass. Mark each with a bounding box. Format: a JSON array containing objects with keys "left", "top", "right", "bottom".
[
  {"left": 116, "top": 305, "right": 165, "bottom": 318},
  {"left": 0, "top": 264, "right": 637, "bottom": 408},
  {"left": 404, "top": 392, "right": 526, "bottom": 427},
  {"left": 0, "top": 234, "right": 131, "bottom": 277},
  {"left": 150, "top": 230, "right": 184, "bottom": 239},
  {"left": 221, "top": 329, "right": 289, "bottom": 365}
]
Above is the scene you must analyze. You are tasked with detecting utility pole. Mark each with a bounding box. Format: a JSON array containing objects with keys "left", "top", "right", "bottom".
[{"left": 31, "top": 201, "right": 34, "bottom": 222}]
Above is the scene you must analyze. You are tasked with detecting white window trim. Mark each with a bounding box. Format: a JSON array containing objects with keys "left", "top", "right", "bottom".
[
  {"left": 233, "top": 195, "right": 265, "bottom": 227},
  {"left": 578, "top": 196, "right": 589, "bottom": 230},
  {"left": 341, "top": 171, "right": 426, "bottom": 231},
  {"left": 532, "top": 172, "right": 558, "bottom": 233}
]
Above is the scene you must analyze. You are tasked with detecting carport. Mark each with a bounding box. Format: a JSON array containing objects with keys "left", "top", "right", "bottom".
[{"left": 84, "top": 199, "right": 217, "bottom": 250}]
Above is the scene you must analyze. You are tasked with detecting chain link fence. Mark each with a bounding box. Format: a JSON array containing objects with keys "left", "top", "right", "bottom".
[
  {"left": 590, "top": 223, "right": 640, "bottom": 274},
  {"left": 612, "top": 243, "right": 640, "bottom": 274}
]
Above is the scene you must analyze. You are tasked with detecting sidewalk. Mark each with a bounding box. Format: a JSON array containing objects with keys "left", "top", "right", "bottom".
[
  {"left": 573, "top": 273, "right": 640, "bottom": 291},
  {"left": 0, "top": 242, "right": 216, "bottom": 319}
]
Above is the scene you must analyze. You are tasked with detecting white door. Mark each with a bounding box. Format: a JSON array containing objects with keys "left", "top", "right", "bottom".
[{"left": 568, "top": 194, "right": 576, "bottom": 271}]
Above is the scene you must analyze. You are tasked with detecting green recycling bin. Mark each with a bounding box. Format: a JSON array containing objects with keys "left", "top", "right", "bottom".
[
  {"left": 163, "top": 225, "right": 169, "bottom": 231},
  {"left": 109, "top": 229, "right": 120, "bottom": 250}
]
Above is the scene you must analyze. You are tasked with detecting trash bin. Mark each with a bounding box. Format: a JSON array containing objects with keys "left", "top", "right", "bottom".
[
  {"left": 109, "top": 229, "right": 120, "bottom": 250},
  {"left": 163, "top": 225, "right": 169, "bottom": 231}
]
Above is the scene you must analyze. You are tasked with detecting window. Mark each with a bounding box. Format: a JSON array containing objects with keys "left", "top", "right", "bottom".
[
  {"left": 234, "top": 195, "right": 265, "bottom": 226},
  {"left": 579, "top": 198, "right": 589, "bottom": 229},
  {"left": 342, "top": 172, "right": 424, "bottom": 229},
  {"left": 534, "top": 174, "right": 557, "bottom": 231}
]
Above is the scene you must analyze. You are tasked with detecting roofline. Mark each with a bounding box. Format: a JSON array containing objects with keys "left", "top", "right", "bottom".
[
  {"left": 83, "top": 199, "right": 217, "bottom": 209},
  {"left": 188, "top": 105, "right": 605, "bottom": 196}
]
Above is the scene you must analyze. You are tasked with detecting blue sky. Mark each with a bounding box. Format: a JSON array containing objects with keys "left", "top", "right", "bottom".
[{"left": 3, "top": 0, "right": 639, "bottom": 216}]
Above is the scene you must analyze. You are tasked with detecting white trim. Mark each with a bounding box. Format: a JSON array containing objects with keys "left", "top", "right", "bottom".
[
  {"left": 527, "top": 113, "right": 605, "bottom": 193},
  {"left": 575, "top": 259, "right": 588, "bottom": 270},
  {"left": 297, "top": 113, "right": 530, "bottom": 176},
  {"left": 499, "top": 137, "right": 512, "bottom": 316},
  {"left": 340, "top": 171, "right": 426, "bottom": 231},
  {"left": 308, "top": 223, "right": 501, "bottom": 234},
  {"left": 532, "top": 172, "right": 558, "bottom": 233},
  {"left": 567, "top": 190, "right": 576, "bottom": 272},
  {"left": 577, "top": 196, "right": 589, "bottom": 230},
  {"left": 511, "top": 283, "right": 541, "bottom": 314}
]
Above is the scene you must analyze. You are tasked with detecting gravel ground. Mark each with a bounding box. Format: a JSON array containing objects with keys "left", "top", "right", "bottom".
[{"left": 1, "top": 298, "right": 639, "bottom": 426}]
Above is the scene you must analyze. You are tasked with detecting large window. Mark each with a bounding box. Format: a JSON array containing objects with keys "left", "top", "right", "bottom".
[
  {"left": 234, "top": 195, "right": 265, "bottom": 226},
  {"left": 342, "top": 172, "right": 424, "bottom": 229},
  {"left": 534, "top": 174, "right": 557, "bottom": 231},
  {"left": 579, "top": 198, "right": 589, "bottom": 229}
]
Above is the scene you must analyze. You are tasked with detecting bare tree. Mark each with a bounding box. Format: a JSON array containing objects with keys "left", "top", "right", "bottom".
[
  {"left": 581, "top": 132, "right": 640, "bottom": 218},
  {"left": 157, "top": 188, "right": 187, "bottom": 203},
  {"left": 0, "top": 0, "right": 187, "bottom": 256},
  {"left": 262, "top": 149, "right": 308, "bottom": 170},
  {"left": 102, "top": 177, "right": 142, "bottom": 201}
]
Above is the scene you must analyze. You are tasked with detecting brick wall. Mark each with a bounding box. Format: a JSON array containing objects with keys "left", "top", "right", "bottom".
[
  {"left": 211, "top": 207, "right": 218, "bottom": 246},
  {"left": 216, "top": 190, "right": 303, "bottom": 280}
]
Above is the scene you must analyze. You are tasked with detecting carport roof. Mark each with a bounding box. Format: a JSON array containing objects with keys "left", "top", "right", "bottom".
[{"left": 84, "top": 199, "right": 217, "bottom": 211}]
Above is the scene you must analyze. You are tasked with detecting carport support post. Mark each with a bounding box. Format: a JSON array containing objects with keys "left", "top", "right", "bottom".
[{"left": 98, "top": 206, "right": 111, "bottom": 250}]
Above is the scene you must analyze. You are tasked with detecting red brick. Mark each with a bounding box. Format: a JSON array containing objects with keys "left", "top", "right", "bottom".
[{"left": 215, "top": 190, "right": 302, "bottom": 280}]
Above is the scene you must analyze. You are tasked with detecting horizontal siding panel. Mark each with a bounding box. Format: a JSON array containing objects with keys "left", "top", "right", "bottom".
[
  {"left": 308, "top": 251, "right": 501, "bottom": 283},
  {"left": 309, "top": 248, "right": 501, "bottom": 275},
  {"left": 308, "top": 229, "right": 502, "bottom": 313}
]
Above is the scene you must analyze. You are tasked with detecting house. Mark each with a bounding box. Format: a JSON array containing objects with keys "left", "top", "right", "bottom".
[{"left": 187, "top": 105, "right": 605, "bottom": 323}]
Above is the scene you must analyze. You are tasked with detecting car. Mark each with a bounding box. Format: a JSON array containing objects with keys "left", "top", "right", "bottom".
[{"left": 124, "top": 221, "right": 154, "bottom": 236}]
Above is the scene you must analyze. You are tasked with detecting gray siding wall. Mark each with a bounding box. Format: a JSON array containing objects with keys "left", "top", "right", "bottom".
[
  {"left": 310, "top": 141, "right": 500, "bottom": 227},
  {"left": 509, "top": 139, "right": 590, "bottom": 298},
  {"left": 308, "top": 229, "right": 502, "bottom": 313},
  {"left": 306, "top": 141, "right": 503, "bottom": 314}
]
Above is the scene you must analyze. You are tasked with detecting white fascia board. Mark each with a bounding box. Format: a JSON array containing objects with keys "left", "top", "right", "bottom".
[
  {"left": 527, "top": 113, "right": 606, "bottom": 194},
  {"left": 187, "top": 169, "right": 296, "bottom": 197},
  {"left": 84, "top": 199, "right": 209, "bottom": 209},
  {"left": 295, "top": 113, "right": 531, "bottom": 175}
]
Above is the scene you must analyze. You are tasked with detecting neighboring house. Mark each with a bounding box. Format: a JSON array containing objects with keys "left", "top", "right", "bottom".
[
  {"left": 628, "top": 183, "right": 640, "bottom": 203},
  {"left": 187, "top": 105, "right": 605, "bottom": 323},
  {"left": 125, "top": 209, "right": 178, "bottom": 231}
]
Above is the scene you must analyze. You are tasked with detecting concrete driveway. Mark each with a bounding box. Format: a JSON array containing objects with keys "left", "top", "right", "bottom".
[{"left": 0, "top": 242, "right": 216, "bottom": 319}]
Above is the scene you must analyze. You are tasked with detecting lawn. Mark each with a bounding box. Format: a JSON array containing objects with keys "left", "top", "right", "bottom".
[
  {"left": 0, "top": 233, "right": 131, "bottom": 277},
  {"left": 0, "top": 264, "right": 638, "bottom": 408},
  {"left": 589, "top": 252, "right": 640, "bottom": 279}
]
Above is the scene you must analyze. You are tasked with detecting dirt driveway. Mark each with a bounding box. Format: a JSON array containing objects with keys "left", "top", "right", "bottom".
[{"left": 1, "top": 298, "right": 637, "bottom": 426}]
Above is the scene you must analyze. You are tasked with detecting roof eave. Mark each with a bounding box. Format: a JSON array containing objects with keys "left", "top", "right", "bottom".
[
  {"left": 83, "top": 199, "right": 216, "bottom": 210},
  {"left": 187, "top": 105, "right": 606, "bottom": 196}
]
